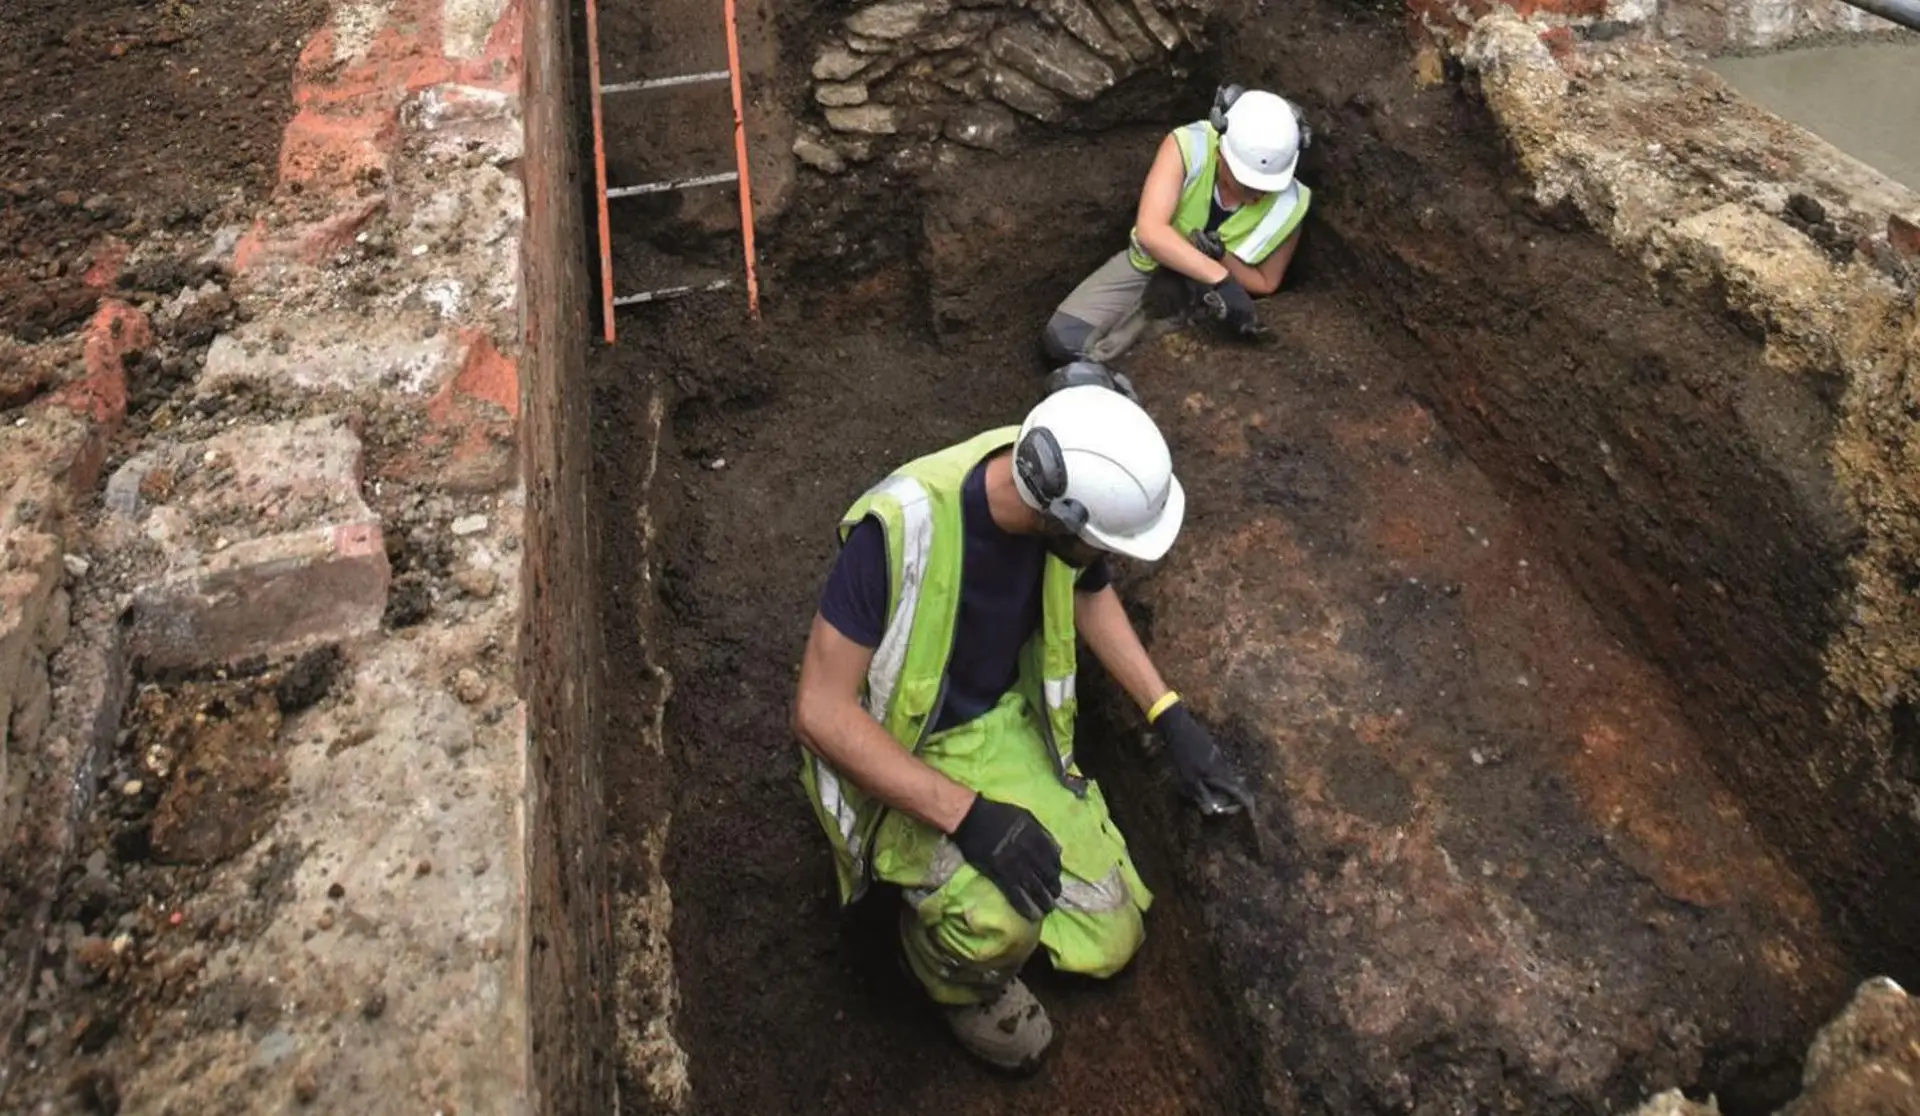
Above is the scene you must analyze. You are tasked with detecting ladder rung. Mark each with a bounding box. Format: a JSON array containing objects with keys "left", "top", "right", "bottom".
[
  {"left": 601, "top": 69, "right": 731, "bottom": 94},
  {"left": 607, "top": 171, "right": 739, "bottom": 199},
  {"left": 614, "top": 278, "right": 733, "bottom": 307}
]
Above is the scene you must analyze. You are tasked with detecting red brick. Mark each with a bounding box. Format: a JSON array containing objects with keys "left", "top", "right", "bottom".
[
  {"left": 81, "top": 238, "right": 130, "bottom": 290},
  {"left": 115, "top": 416, "right": 392, "bottom": 670},
  {"left": 1539, "top": 25, "right": 1575, "bottom": 60},
  {"left": 450, "top": 329, "right": 520, "bottom": 420},
  {"left": 50, "top": 300, "right": 147, "bottom": 437},
  {"left": 1890, "top": 212, "right": 1920, "bottom": 261},
  {"left": 127, "top": 521, "right": 391, "bottom": 670},
  {"left": 232, "top": 198, "right": 385, "bottom": 275},
  {"left": 277, "top": 108, "right": 398, "bottom": 198}
]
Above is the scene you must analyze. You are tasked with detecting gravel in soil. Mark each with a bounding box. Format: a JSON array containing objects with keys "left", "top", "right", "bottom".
[
  {"left": 4, "top": 656, "right": 337, "bottom": 1114},
  {"left": 0, "top": 0, "right": 324, "bottom": 345}
]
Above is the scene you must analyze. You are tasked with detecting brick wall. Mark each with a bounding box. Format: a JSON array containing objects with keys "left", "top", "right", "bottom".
[{"left": 519, "top": 0, "right": 615, "bottom": 1109}]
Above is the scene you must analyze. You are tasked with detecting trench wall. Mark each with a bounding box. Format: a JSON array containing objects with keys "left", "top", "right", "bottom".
[
  {"left": 1218, "top": 1, "right": 1920, "bottom": 978},
  {"left": 521, "top": 0, "right": 615, "bottom": 1110}
]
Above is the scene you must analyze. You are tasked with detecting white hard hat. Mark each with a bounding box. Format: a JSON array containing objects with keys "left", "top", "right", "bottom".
[
  {"left": 1011, "top": 385, "right": 1187, "bottom": 562},
  {"left": 1219, "top": 89, "right": 1300, "bottom": 194}
]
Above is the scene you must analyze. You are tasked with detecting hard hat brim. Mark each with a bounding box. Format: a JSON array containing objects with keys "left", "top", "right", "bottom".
[
  {"left": 1081, "top": 474, "right": 1186, "bottom": 562},
  {"left": 1222, "top": 145, "right": 1296, "bottom": 194}
]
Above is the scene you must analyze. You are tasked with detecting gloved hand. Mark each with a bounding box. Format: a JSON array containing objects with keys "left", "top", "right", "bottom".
[
  {"left": 951, "top": 794, "right": 1062, "bottom": 921},
  {"left": 1188, "top": 228, "right": 1226, "bottom": 261},
  {"left": 1202, "top": 275, "right": 1261, "bottom": 337},
  {"left": 1153, "top": 700, "right": 1255, "bottom": 816}
]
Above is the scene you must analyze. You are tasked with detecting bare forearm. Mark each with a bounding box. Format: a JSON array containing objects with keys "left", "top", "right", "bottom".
[
  {"left": 1222, "top": 252, "right": 1269, "bottom": 295},
  {"left": 1075, "top": 587, "right": 1172, "bottom": 715},
  {"left": 1138, "top": 222, "right": 1231, "bottom": 286},
  {"left": 796, "top": 700, "right": 976, "bottom": 833}
]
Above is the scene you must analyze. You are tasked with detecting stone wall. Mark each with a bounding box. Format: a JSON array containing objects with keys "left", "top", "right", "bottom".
[{"left": 794, "top": 0, "right": 1208, "bottom": 173}]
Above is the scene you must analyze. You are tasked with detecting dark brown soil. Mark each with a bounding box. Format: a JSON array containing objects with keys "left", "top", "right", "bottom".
[
  {"left": 593, "top": 170, "right": 1261, "bottom": 1113},
  {"left": 588, "top": 0, "right": 1905, "bottom": 1114},
  {"left": 0, "top": 0, "right": 324, "bottom": 344}
]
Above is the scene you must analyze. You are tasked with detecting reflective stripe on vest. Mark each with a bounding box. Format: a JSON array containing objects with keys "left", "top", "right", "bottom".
[
  {"left": 802, "top": 428, "right": 1083, "bottom": 903},
  {"left": 1127, "top": 120, "right": 1310, "bottom": 272},
  {"left": 862, "top": 473, "right": 933, "bottom": 725}
]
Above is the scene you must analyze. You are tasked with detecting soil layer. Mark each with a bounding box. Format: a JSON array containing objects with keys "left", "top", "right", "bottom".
[{"left": 0, "top": 0, "right": 324, "bottom": 347}]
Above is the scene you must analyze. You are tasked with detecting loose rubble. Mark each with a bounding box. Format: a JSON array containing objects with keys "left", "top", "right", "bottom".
[{"left": 0, "top": 0, "right": 532, "bottom": 1109}]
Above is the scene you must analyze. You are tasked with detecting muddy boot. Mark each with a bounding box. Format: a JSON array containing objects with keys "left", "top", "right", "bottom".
[{"left": 942, "top": 978, "right": 1055, "bottom": 1073}]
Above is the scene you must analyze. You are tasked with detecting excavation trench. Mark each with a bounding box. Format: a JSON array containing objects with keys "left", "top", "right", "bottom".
[{"left": 561, "top": 0, "right": 1920, "bottom": 1111}]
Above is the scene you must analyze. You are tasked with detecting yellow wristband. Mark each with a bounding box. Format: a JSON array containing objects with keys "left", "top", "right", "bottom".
[{"left": 1146, "top": 691, "right": 1181, "bottom": 724}]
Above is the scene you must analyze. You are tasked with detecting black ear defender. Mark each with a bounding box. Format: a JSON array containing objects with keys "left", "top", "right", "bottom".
[
  {"left": 1014, "top": 426, "right": 1090, "bottom": 536},
  {"left": 1042, "top": 360, "right": 1138, "bottom": 404},
  {"left": 1209, "top": 83, "right": 1245, "bottom": 133}
]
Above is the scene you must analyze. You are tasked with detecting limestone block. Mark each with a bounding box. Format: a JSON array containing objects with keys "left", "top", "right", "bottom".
[
  {"left": 816, "top": 82, "right": 871, "bottom": 107},
  {"left": 937, "top": 57, "right": 992, "bottom": 100},
  {"left": 825, "top": 104, "right": 903, "bottom": 135},
  {"left": 1038, "top": 0, "right": 1134, "bottom": 64},
  {"left": 916, "top": 9, "right": 999, "bottom": 50},
  {"left": 988, "top": 64, "right": 1068, "bottom": 121},
  {"left": 1127, "top": 0, "right": 1184, "bottom": 50},
  {"left": 989, "top": 23, "right": 1117, "bottom": 102},
  {"left": 944, "top": 103, "right": 1021, "bottom": 152},
  {"left": 846, "top": 0, "right": 948, "bottom": 40},
  {"left": 793, "top": 131, "right": 849, "bottom": 174},
  {"left": 829, "top": 135, "right": 878, "bottom": 163},
  {"left": 203, "top": 317, "right": 460, "bottom": 397},
  {"left": 1088, "top": 0, "right": 1162, "bottom": 61},
  {"left": 1786, "top": 977, "right": 1920, "bottom": 1116},
  {"left": 813, "top": 45, "right": 871, "bottom": 81}
]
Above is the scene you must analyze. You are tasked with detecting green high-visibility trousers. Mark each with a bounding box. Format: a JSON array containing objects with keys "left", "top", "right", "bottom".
[{"left": 870, "top": 691, "right": 1154, "bottom": 1005}]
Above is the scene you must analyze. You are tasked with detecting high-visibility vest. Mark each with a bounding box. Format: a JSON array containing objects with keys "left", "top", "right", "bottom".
[
  {"left": 800, "top": 428, "right": 1085, "bottom": 904},
  {"left": 1127, "top": 119, "right": 1311, "bottom": 273}
]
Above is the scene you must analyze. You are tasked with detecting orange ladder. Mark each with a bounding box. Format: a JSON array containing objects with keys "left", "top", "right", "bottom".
[{"left": 583, "top": 0, "right": 760, "bottom": 342}]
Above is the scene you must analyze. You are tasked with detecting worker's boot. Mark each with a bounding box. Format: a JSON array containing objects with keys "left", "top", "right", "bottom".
[{"left": 942, "top": 977, "right": 1055, "bottom": 1074}]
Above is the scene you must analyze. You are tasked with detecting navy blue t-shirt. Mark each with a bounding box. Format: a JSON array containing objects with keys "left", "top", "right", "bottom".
[{"left": 819, "top": 455, "right": 1111, "bottom": 734}]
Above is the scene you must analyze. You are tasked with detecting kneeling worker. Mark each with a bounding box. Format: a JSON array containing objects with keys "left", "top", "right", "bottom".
[
  {"left": 792, "top": 373, "right": 1254, "bottom": 1072},
  {"left": 1043, "top": 85, "right": 1312, "bottom": 365}
]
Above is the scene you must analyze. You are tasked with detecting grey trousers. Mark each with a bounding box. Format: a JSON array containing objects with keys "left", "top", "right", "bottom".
[{"left": 1042, "top": 251, "right": 1197, "bottom": 365}]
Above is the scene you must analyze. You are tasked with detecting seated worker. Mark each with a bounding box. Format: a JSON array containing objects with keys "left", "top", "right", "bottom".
[
  {"left": 1042, "top": 85, "right": 1312, "bottom": 365},
  {"left": 791, "top": 368, "right": 1254, "bottom": 1073}
]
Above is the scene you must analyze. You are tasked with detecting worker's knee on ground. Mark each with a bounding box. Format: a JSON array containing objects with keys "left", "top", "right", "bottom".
[
  {"left": 1046, "top": 902, "right": 1146, "bottom": 981},
  {"left": 1042, "top": 312, "right": 1094, "bottom": 365},
  {"left": 908, "top": 873, "right": 1043, "bottom": 976}
]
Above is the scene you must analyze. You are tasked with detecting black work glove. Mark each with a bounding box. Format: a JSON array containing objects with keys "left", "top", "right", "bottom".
[
  {"left": 1202, "top": 275, "right": 1261, "bottom": 338},
  {"left": 1188, "top": 228, "right": 1226, "bottom": 260},
  {"left": 1154, "top": 701, "right": 1255, "bottom": 817},
  {"left": 951, "top": 794, "right": 1062, "bottom": 922}
]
